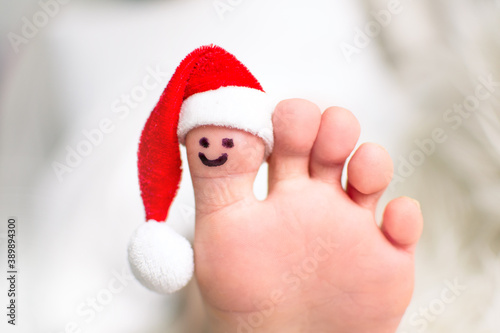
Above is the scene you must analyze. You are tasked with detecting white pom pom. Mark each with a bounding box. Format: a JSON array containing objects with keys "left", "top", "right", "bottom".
[{"left": 128, "top": 221, "right": 194, "bottom": 294}]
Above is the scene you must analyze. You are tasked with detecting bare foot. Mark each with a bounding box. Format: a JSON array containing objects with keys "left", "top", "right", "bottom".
[{"left": 186, "top": 99, "right": 423, "bottom": 333}]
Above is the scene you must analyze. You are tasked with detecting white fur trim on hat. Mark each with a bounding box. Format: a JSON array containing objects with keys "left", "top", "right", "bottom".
[
  {"left": 177, "top": 86, "right": 275, "bottom": 155},
  {"left": 128, "top": 221, "right": 194, "bottom": 294}
]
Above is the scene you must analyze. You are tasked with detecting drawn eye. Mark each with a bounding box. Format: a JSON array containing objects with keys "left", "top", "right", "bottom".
[
  {"left": 222, "top": 138, "right": 234, "bottom": 148},
  {"left": 199, "top": 137, "right": 209, "bottom": 148}
]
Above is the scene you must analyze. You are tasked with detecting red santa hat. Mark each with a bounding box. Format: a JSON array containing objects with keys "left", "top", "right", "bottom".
[{"left": 128, "top": 45, "right": 274, "bottom": 294}]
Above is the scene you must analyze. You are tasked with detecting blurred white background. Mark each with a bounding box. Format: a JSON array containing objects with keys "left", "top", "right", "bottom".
[{"left": 1, "top": 0, "right": 499, "bottom": 332}]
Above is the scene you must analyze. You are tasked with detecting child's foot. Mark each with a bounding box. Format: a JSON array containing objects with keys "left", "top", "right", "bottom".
[{"left": 185, "top": 99, "right": 423, "bottom": 333}]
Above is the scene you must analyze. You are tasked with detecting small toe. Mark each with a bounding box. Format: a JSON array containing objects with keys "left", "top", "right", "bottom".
[
  {"left": 268, "top": 99, "right": 321, "bottom": 188},
  {"left": 310, "top": 107, "right": 360, "bottom": 185},
  {"left": 381, "top": 197, "right": 423, "bottom": 251},
  {"left": 347, "top": 143, "right": 393, "bottom": 212}
]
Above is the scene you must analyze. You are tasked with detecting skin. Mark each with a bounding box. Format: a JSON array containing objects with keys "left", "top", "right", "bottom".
[{"left": 185, "top": 99, "right": 423, "bottom": 333}]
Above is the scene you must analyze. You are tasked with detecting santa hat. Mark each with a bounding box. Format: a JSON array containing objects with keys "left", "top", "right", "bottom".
[{"left": 128, "top": 45, "right": 274, "bottom": 294}]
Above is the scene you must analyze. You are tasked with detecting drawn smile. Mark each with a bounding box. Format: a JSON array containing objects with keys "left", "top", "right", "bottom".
[{"left": 198, "top": 152, "right": 228, "bottom": 167}]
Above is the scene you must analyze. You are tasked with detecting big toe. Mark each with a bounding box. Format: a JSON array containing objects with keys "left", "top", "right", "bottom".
[{"left": 185, "top": 126, "right": 265, "bottom": 214}]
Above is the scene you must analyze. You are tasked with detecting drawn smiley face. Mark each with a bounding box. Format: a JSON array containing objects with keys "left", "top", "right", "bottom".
[
  {"left": 198, "top": 136, "right": 234, "bottom": 167},
  {"left": 185, "top": 126, "right": 265, "bottom": 177}
]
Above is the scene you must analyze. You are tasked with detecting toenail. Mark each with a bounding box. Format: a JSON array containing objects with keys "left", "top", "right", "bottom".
[{"left": 405, "top": 197, "right": 421, "bottom": 210}]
